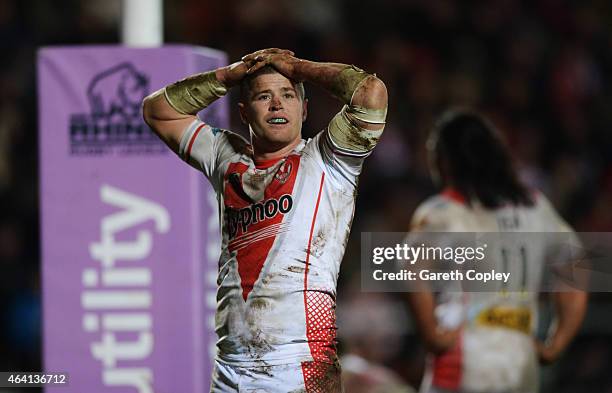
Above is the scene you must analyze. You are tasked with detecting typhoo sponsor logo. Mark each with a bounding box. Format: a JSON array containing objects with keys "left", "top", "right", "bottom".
[{"left": 226, "top": 194, "right": 293, "bottom": 239}]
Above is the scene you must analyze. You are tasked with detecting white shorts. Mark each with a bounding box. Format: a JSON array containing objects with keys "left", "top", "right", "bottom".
[{"left": 210, "top": 359, "right": 342, "bottom": 393}]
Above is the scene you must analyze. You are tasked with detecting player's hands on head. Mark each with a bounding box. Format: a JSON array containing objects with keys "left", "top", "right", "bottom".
[
  {"left": 242, "top": 48, "right": 302, "bottom": 81},
  {"left": 241, "top": 48, "right": 295, "bottom": 62},
  {"left": 216, "top": 49, "right": 297, "bottom": 87}
]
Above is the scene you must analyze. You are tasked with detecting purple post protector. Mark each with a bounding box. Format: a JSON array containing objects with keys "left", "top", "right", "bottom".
[{"left": 38, "top": 45, "right": 227, "bottom": 393}]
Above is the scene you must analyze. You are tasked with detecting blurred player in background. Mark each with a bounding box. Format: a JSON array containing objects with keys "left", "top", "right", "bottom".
[
  {"left": 406, "top": 110, "right": 588, "bottom": 393},
  {"left": 142, "top": 48, "right": 387, "bottom": 392}
]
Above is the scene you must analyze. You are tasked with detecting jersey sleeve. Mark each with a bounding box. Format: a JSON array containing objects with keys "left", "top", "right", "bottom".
[
  {"left": 310, "top": 129, "right": 366, "bottom": 190},
  {"left": 178, "top": 119, "right": 249, "bottom": 187},
  {"left": 308, "top": 104, "right": 385, "bottom": 190},
  {"left": 327, "top": 104, "right": 385, "bottom": 155}
]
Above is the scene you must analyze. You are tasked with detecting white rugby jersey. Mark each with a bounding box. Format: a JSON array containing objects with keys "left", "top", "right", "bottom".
[
  {"left": 178, "top": 119, "right": 371, "bottom": 369},
  {"left": 411, "top": 188, "right": 578, "bottom": 393}
]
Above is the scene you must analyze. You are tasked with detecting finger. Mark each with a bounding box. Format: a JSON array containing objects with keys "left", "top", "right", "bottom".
[
  {"left": 242, "top": 54, "right": 256, "bottom": 62},
  {"left": 242, "top": 49, "right": 275, "bottom": 61},
  {"left": 246, "top": 61, "right": 268, "bottom": 75},
  {"left": 242, "top": 56, "right": 258, "bottom": 68},
  {"left": 256, "top": 54, "right": 275, "bottom": 64},
  {"left": 241, "top": 50, "right": 264, "bottom": 62},
  {"left": 266, "top": 48, "right": 294, "bottom": 57},
  {"left": 269, "top": 48, "right": 294, "bottom": 56},
  {"left": 258, "top": 48, "right": 290, "bottom": 55},
  {"left": 242, "top": 48, "right": 293, "bottom": 62},
  {"left": 240, "top": 61, "right": 253, "bottom": 71}
]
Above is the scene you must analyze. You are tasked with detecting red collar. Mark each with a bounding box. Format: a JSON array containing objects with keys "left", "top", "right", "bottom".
[
  {"left": 254, "top": 156, "right": 284, "bottom": 169},
  {"left": 441, "top": 187, "right": 466, "bottom": 205}
]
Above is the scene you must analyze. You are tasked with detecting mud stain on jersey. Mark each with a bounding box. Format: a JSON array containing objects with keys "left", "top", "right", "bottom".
[
  {"left": 261, "top": 274, "right": 272, "bottom": 286},
  {"left": 250, "top": 359, "right": 274, "bottom": 378},
  {"left": 311, "top": 227, "right": 328, "bottom": 258},
  {"left": 242, "top": 328, "right": 273, "bottom": 354},
  {"left": 287, "top": 265, "right": 305, "bottom": 274},
  {"left": 340, "top": 118, "right": 381, "bottom": 151},
  {"left": 239, "top": 329, "right": 274, "bottom": 378},
  {"left": 250, "top": 297, "right": 269, "bottom": 310},
  {"left": 288, "top": 258, "right": 318, "bottom": 277},
  {"left": 261, "top": 271, "right": 289, "bottom": 286},
  {"left": 292, "top": 257, "right": 318, "bottom": 277},
  {"left": 341, "top": 226, "right": 351, "bottom": 253},
  {"left": 241, "top": 170, "right": 272, "bottom": 202},
  {"left": 242, "top": 297, "right": 275, "bottom": 365},
  {"left": 332, "top": 191, "right": 353, "bottom": 253},
  {"left": 301, "top": 358, "right": 343, "bottom": 393}
]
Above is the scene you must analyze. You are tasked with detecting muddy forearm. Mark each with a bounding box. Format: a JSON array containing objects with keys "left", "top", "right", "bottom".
[{"left": 292, "top": 61, "right": 375, "bottom": 105}]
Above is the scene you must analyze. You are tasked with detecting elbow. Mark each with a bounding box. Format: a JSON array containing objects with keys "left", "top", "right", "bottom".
[
  {"left": 141, "top": 94, "right": 166, "bottom": 143},
  {"left": 141, "top": 88, "right": 168, "bottom": 127},
  {"left": 351, "top": 75, "right": 388, "bottom": 110},
  {"left": 368, "top": 76, "right": 388, "bottom": 106},
  {"left": 142, "top": 95, "right": 154, "bottom": 127}
]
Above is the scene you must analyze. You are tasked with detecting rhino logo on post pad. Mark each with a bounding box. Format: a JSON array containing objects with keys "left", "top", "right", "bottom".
[
  {"left": 88, "top": 63, "right": 148, "bottom": 124},
  {"left": 70, "top": 62, "right": 165, "bottom": 155}
]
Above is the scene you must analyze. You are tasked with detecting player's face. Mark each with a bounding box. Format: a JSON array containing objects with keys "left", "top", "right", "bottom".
[{"left": 239, "top": 72, "right": 307, "bottom": 153}]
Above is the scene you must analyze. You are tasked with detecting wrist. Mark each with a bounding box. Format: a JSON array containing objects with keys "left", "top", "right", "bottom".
[
  {"left": 216, "top": 62, "right": 244, "bottom": 88},
  {"left": 164, "top": 70, "right": 227, "bottom": 115},
  {"left": 288, "top": 58, "right": 308, "bottom": 82},
  {"left": 214, "top": 67, "right": 230, "bottom": 87}
]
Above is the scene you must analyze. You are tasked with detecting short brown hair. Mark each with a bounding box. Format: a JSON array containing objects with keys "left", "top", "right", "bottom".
[{"left": 239, "top": 65, "right": 305, "bottom": 102}]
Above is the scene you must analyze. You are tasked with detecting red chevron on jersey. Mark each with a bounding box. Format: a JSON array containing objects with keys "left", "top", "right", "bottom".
[{"left": 224, "top": 155, "right": 301, "bottom": 300}]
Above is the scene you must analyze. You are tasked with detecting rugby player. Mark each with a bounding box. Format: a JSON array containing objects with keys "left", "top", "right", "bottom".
[
  {"left": 142, "top": 48, "right": 387, "bottom": 392},
  {"left": 405, "top": 110, "right": 587, "bottom": 393}
]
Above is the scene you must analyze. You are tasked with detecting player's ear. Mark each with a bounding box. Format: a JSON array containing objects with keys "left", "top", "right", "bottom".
[
  {"left": 302, "top": 98, "right": 308, "bottom": 122},
  {"left": 238, "top": 102, "right": 248, "bottom": 125}
]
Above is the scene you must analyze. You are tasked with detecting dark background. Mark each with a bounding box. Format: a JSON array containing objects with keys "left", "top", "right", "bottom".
[{"left": 1, "top": 0, "right": 611, "bottom": 391}]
